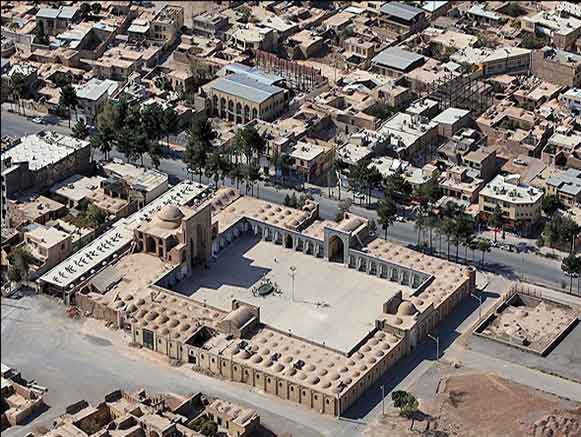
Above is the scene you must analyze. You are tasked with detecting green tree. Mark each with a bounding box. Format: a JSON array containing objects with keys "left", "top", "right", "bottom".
[
  {"left": 34, "top": 22, "right": 49, "bottom": 45},
  {"left": 10, "top": 72, "right": 27, "bottom": 116},
  {"left": 7, "top": 246, "right": 35, "bottom": 284},
  {"left": 284, "top": 193, "right": 292, "bottom": 207},
  {"left": 489, "top": 205, "right": 504, "bottom": 242},
  {"left": 72, "top": 119, "right": 89, "bottom": 139},
  {"left": 185, "top": 137, "right": 208, "bottom": 183},
  {"left": 190, "top": 59, "right": 213, "bottom": 89},
  {"left": 91, "top": 2, "right": 102, "bottom": 16},
  {"left": 336, "top": 198, "right": 353, "bottom": 222},
  {"left": 161, "top": 107, "right": 179, "bottom": 147},
  {"left": 542, "top": 194, "right": 562, "bottom": 216},
  {"left": 391, "top": 390, "right": 419, "bottom": 430},
  {"left": 366, "top": 102, "right": 396, "bottom": 120},
  {"left": 384, "top": 173, "right": 412, "bottom": 204},
  {"left": 562, "top": 220, "right": 581, "bottom": 255},
  {"left": 235, "top": 125, "right": 265, "bottom": 191},
  {"left": 59, "top": 84, "right": 79, "bottom": 128},
  {"left": 477, "top": 239, "right": 491, "bottom": 264},
  {"left": 377, "top": 197, "right": 397, "bottom": 239},
  {"left": 368, "top": 218, "right": 377, "bottom": 235},
  {"left": 85, "top": 204, "right": 107, "bottom": 228},
  {"left": 561, "top": 254, "right": 580, "bottom": 294}
]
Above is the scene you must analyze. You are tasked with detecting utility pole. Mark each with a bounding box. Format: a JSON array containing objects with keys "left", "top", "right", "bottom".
[
  {"left": 427, "top": 333, "right": 439, "bottom": 360},
  {"left": 470, "top": 292, "right": 482, "bottom": 320}
]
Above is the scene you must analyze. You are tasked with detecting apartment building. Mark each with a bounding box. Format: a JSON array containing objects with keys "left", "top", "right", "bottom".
[{"left": 532, "top": 47, "right": 581, "bottom": 88}]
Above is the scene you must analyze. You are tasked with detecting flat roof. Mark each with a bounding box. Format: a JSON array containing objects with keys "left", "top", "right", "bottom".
[
  {"left": 76, "top": 78, "right": 118, "bottom": 101},
  {"left": 40, "top": 181, "right": 209, "bottom": 289},
  {"left": 3, "top": 132, "right": 88, "bottom": 172},
  {"left": 26, "top": 224, "right": 69, "bottom": 247},
  {"left": 50, "top": 174, "right": 105, "bottom": 203},
  {"left": 372, "top": 47, "right": 425, "bottom": 72},
  {"left": 380, "top": 2, "right": 424, "bottom": 21},
  {"left": 221, "top": 63, "right": 283, "bottom": 86},
  {"left": 480, "top": 175, "right": 543, "bottom": 204},
  {"left": 546, "top": 168, "right": 581, "bottom": 196},
  {"left": 288, "top": 141, "right": 326, "bottom": 162},
  {"left": 103, "top": 161, "right": 168, "bottom": 193},
  {"left": 432, "top": 107, "right": 471, "bottom": 125},
  {"left": 209, "top": 73, "right": 284, "bottom": 104}
]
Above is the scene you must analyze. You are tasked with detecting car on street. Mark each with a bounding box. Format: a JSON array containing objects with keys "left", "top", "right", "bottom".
[{"left": 32, "top": 117, "right": 44, "bottom": 124}]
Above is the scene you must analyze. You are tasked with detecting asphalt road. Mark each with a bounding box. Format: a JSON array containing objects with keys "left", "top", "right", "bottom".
[{"left": 1, "top": 110, "right": 572, "bottom": 291}]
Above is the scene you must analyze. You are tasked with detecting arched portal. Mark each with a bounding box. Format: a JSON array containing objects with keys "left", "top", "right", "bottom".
[
  {"left": 328, "top": 236, "right": 345, "bottom": 263},
  {"left": 285, "top": 234, "right": 293, "bottom": 249}
]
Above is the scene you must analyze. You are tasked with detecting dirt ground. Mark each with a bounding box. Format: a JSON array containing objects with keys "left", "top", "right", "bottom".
[{"left": 364, "top": 373, "right": 580, "bottom": 437}]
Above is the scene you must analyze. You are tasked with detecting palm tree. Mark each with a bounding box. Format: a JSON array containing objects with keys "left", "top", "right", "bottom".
[
  {"left": 377, "top": 197, "right": 397, "bottom": 239},
  {"left": 10, "top": 72, "right": 27, "bottom": 116},
  {"left": 59, "top": 84, "right": 79, "bottom": 128},
  {"left": 161, "top": 107, "right": 179, "bottom": 148},
  {"left": 561, "top": 254, "right": 580, "bottom": 294},
  {"left": 478, "top": 239, "right": 491, "bottom": 265},
  {"left": 72, "top": 119, "right": 89, "bottom": 139},
  {"left": 90, "top": 125, "right": 115, "bottom": 161},
  {"left": 489, "top": 205, "right": 504, "bottom": 242}
]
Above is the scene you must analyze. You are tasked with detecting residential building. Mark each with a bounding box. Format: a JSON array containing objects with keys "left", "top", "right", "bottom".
[
  {"left": 206, "top": 399, "right": 259, "bottom": 437},
  {"left": 23, "top": 224, "right": 73, "bottom": 275},
  {"left": 522, "top": 11, "right": 581, "bottom": 50},
  {"left": 150, "top": 5, "right": 184, "bottom": 47},
  {"left": 479, "top": 174, "right": 544, "bottom": 232},
  {"left": 377, "top": 111, "right": 439, "bottom": 163},
  {"left": 1, "top": 132, "right": 91, "bottom": 197},
  {"left": 439, "top": 166, "right": 485, "bottom": 203},
  {"left": 560, "top": 88, "right": 581, "bottom": 112},
  {"left": 466, "top": 5, "right": 503, "bottom": 26},
  {"left": 75, "top": 78, "right": 119, "bottom": 124},
  {"left": 532, "top": 47, "right": 581, "bottom": 88},
  {"left": 192, "top": 11, "right": 228, "bottom": 39},
  {"left": 546, "top": 168, "right": 581, "bottom": 207},
  {"left": 378, "top": 2, "right": 426, "bottom": 36},
  {"left": 36, "top": 5, "right": 80, "bottom": 36},
  {"left": 1, "top": 364, "right": 46, "bottom": 430},
  {"left": 371, "top": 47, "right": 425, "bottom": 79},
  {"left": 227, "top": 24, "right": 277, "bottom": 52},
  {"left": 481, "top": 47, "right": 531, "bottom": 77},
  {"left": 287, "top": 141, "right": 334, "bottom": 183},
  {"left": 431, "top": 107, "right": 472, "bottom": 138}
]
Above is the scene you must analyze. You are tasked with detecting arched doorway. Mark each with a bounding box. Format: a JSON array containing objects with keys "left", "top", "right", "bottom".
[
  {"left": 285, "top": 234, "right": 293, "bottom": 249},
  {"left": 328, "top": 236, "right": 344, "bottom": 263}
]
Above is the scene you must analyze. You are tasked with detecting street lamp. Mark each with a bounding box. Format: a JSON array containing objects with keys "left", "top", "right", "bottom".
[
  {"left": 470, "top": 292, "right": 482, "bottom": 320},
  {"left": 289, "top": 265, "right": 296, "bottom": 303},
  {"left": 427, "top": 333, "right": 439, "bottom": 360},
  {"left": 380, "top": 384, "right": 385, "bottom": 416}
]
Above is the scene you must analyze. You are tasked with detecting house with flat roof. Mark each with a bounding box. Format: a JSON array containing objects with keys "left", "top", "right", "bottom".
[
  {"left": 546, "top": 168, "right": 581, "bottom": 207},
  {"left": 522, "top": 11, "right": 581, "bottom": 50},
  {"left": 75, "top": 78, "right": 119, "bottom": 123},
  {"left": 532, "top": 47, "right": 581, "bottom": 88},
  {"left": 36, "top": 5, "right": 80, "bottom": 35},
  {"left": 431, "top": 107, "right": 472, "bottom": 138},
  {"left": 379, "top": 2, "right": 426, "bottom": 36},
  {"left": 287, "top": 141, "right": 333, "bottom": 183},
  {"left": 1, "top": 132, "right": 91, "bottom": 197},
  {"left": 479, "top": 174, "right": 544, "bottom": 233},
  {"left": 22, "top": 224, "right": 73, "bottom": 276},
  {"left": 371, "top": 47, "right": 426, "bottom": 78}
]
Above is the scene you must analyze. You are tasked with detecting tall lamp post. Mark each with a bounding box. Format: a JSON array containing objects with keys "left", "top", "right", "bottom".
[
  {"left": 289, "top": 265, "right": 296, "bottom": 303},
  {"left": 470, "top": 292, "right": 482, "bottom": 320},
  {"left": 427, "top": 333, "right": 439, "bottom": 361}
]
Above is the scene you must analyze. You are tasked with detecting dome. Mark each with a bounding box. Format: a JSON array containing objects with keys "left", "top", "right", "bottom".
[
  {"left": 155, "top": 205, "right": 184, "bottom": 229},
  {"left": 397, "top": 301, "right": 418, "bottom": 316}
]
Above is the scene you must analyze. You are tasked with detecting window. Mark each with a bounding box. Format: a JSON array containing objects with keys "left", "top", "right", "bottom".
[{"left": 290, "top": 386, "right": 294, "bottom": 392}]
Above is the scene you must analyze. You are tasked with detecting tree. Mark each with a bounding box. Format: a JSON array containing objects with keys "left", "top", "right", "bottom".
[
  {"left": 190, "top": 59, "right": 213, "bottom": 89},
  {"left": 369, "top": 218, "right": 377, "bottom": 235},
  {"left": 10, "top": 72, "right": 27, "bottom": 116},
  {"left": 79, "top": 2, "right": 91, "bottom": 19},
  {"left": 59, "top": 84, "right": 79, "bottom": 128},
  {"left": 284, "top": 193, "right": 292, "bottom": 207},
  {"left": 377, "top": 198, "right": 397, "bottom": 239},
  {"left": 561, "top": 255, "right": 580, "bottom": 294},
  {"left": 72, "top": 119, "right": 89, "bottom": 139},
  {"left": 562, "top": 220, "right": 581, "bottom": 255},
  {"left": 91, "top": 123, "right": 115, "bottom": 161},
  {"left": 489, "top": 205, "right": 504, "bottom": 242},
  {"left": 91, "top": 2, "right": 102, "bottom": 16},
  {"left": 7, "top": 246, "right": 35, "bottom": 284},
  {"left": 235, "top": 126, "right": 265, "bottom": 192},
  {"left": 477, "top": 239, "right": 491, "bottom": 265},
  {"left": 366, "top": 102, "right": 396, "bottom": 120},
  {"left": 542, "top": 194, "right": 562, "bottom": 216},
  {"left": 521, "top": 33, "right": 548, "bottom": 49},
  {"left": 161, "top": 107, "right": 179, "bottom": 147},
  {"left": 384, "top": 174, "right": 412, "bottom": 204},
  {"left": 199, "top": 420, "right": 218, "bottom": 437},
  {"left": 34, "top": 22, "right": 49, "bottom": 45},
  {"left": 185, "top": 117, "right": 214, "bottom": 182},
  {"left": 503, "top": 2, "right": 526, "bottom": 17},
  {"left": 140, "top": 103, "right": 163, "bottom": 142},
  {"left": 85, "top": 204, "right": 107, "bottom": 228},
  {"left": 392, "top": 390, "right": 419, "bottom": 430}
]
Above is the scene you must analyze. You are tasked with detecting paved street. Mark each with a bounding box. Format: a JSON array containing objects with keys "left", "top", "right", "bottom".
[
  {"left": 1, "top": 295, "right": 358, "bottom": 437},
  {"left": 1, "top": 110, "right": 573, "bottom": 292}
]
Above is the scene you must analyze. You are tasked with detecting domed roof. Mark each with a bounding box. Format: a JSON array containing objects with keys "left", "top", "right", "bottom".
[
  {"left": 155, "top": 205, "right": 184, "bottom": 229},
  {"left": 223, "top": 306, "right": 255, "bottom": 329},
  {"left": 397, "top": 301, "right": 418, "bottom": 316}
]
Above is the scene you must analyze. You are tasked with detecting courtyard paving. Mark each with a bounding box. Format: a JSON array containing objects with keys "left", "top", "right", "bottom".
[{"left": 172, "top": 234, "right": 412, "bottom": 354}]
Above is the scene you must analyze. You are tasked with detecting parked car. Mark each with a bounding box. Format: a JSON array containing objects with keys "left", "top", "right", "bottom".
[{"left": 32, "top": 117, "right": 44, "bottom": 124}]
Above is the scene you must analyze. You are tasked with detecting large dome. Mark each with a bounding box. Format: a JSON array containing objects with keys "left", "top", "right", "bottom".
[
  {"left": 397, "top": 301, "right": 418, "bottom": 316},
  {"left": 155, "top": 205, "right": 184, "bottom": 229}
]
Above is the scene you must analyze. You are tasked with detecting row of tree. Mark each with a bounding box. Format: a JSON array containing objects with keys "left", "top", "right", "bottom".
[
  {"left": 183, "top": 117, "right": 266, "bottom": 196},
  {"left": 90, "top": 97, "right": 181, "bottom": 167}
]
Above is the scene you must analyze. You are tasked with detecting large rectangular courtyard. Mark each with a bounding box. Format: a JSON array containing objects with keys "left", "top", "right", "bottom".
[{"left": 171, "top": 234, "right": 412, "bottom": 354}]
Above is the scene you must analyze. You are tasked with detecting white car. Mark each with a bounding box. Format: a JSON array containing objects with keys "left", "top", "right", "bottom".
[{"left": 32, "top": 117, "right": 44, "bottom": 124}]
